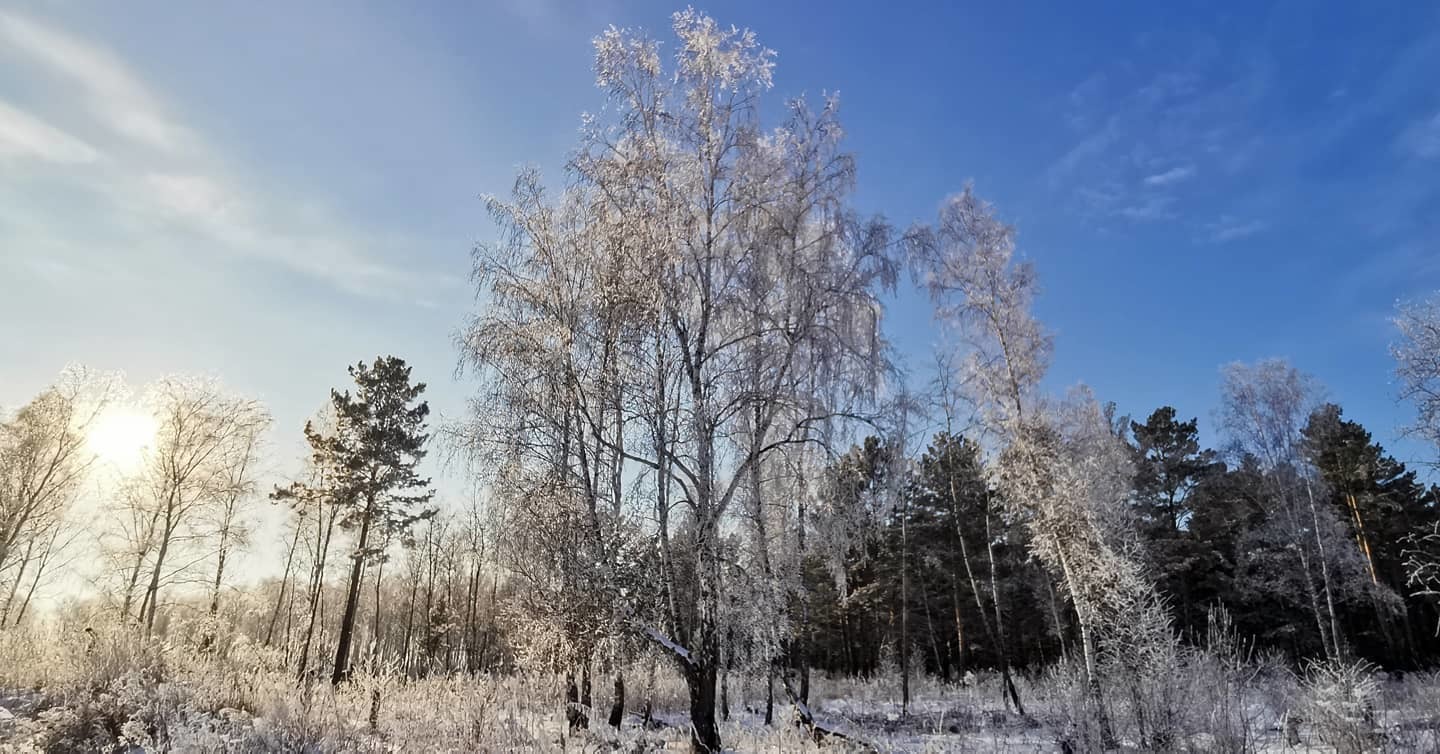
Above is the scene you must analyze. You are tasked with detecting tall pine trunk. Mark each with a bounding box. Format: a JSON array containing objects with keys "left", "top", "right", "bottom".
[{"left": 332, "top": 495, "right": 374, "bottom": 684}]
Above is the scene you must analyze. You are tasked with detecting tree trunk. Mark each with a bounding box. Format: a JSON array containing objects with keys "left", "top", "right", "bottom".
[
  {"left": 796, "top": 472, "right": 812, "bottom": 705},
  {"left": 919, "top": 579, "right": 943, "bottom": 680},
  {"left": 266, "top": 521, "right": 302, "bottom": 646},
  {"left": 13, "top": 556, "right": 47, "bottom": 627},
  {"left": 950, "top": 571, "right": 967, "bottom": 676},
  {"left": 765, "top": 665, "right": 774, "bottom": 725},
  {"left": 1305, "top": 480, "right": 1344, "bottom": 658},
  {"left": 1056, "top": 546, "right": 1114, "bottom": 747},
  {"left": 464, "top": 556, "right": 482, "bottom": 673},
  {"left": 401, "top": 567, "right": 419, "bottom": 675},
  {"left": 1295, "top": 540, "right": 1332, "bottom": 655},
  {"left": 581, "top": 662, "right": 593, "bottom": 729},
  {"left": 297, "top": 503, "right": 336, "bottom": 683},
  {"left": 332, "top": 496, "right": 374, "bottom": 684},
  {"left": 370, "top": 542, "right": 388, "bottom": 666},
  {"left": 1, "top": 538, "right": 34, "bottom": 626},
  {"left": 900, "top": 491, "right": 911, "bottom": 716},
  {"left": 951, "top": 480, "right": 1024, "bottom": 714},
  {"left": 565, "top": 672, "right": 586, "bottom": 730},
  {"left": 720, "top": 645, "right": 730, "bottom": 721},
  {"left": 121, "top": 547, "right": 146, "bottom": 620},
  {"left": 209, "top": 534, "right": 229, "bottom": 617},
  {"left": 985, "top": 511, "right": 1025, "bottom": 715},
  {"left": 608, "top": 673, "right": 625, "bottom": 728},
  {"left": 142, "top": 518, "right": 177, "bottom": 636},
  {"left": 686, "top": 661, "right": 720, "bottom": 753},
  {"left": 1345, "top": 491, "right": 1379, "bottom": 585},
  {"left": 8, "top": 531, "right": 55, "bottom": 628}
]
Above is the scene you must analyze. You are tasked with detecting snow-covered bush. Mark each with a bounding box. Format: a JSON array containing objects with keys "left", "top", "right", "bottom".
[{"left": 1300, "top": 658, "right": 1381, "bottom": 754}]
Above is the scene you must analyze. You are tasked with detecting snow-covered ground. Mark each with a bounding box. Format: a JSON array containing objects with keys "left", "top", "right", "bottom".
[{"left": 2, "top": 626, "right": 1438, "bottom": 752}]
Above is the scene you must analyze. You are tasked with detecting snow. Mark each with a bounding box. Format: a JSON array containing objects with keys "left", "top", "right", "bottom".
[{"left": 642, "top": 626, "right": 693, "bottom": 664}]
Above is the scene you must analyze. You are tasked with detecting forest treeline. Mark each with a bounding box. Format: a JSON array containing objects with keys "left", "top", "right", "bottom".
[
  {"left": 5, "top": 10, "right": 1440, "bottom": 753},
  {"left": 803, "top": 404, "right": 1440, "bottom": 681}
]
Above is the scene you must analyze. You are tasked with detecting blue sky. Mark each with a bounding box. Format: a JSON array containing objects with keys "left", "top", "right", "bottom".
[{"left": 2, "top": 0, "right": 1439, "bottom": 480}]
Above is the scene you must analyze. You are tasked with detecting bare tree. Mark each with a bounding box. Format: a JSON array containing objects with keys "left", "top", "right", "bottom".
[
  {"left": 273, "top": 403, "right": 345, "bottom": 680},
  {"left": 1217, "top": 359, "right": 1345, "bottom": 659},
  {"left": 205, "top": 409, "right": 270, "bottom": 619},
  {"left": 1393, "top": 295, "right": 1440, "bottom": 632},
  {"left": 911, "top": 186, "right": 1175, "bottom": 745},
  {"left": 0, "top": 366, "right": 119, "bottom": 609},
  {"left": 932, "top": 358, "right": 1025, "bottom": 714},
  {"left": 1395, "top": 295, "right": 1440, "bottom": 465},
  {"left": 108, "top": 376, "right": 267, "bottom": 635}
]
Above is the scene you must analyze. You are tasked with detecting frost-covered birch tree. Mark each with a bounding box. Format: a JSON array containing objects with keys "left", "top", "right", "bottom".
[
  {"left": 1395, "top": 295, "right": 1440, "bottom": 466},
  {"left": 1393, "top": 295, "right": 1440, "bottom": 629},
  {"left": 458, "top": 11, "right": 896, "bottom": 750},
  {"left": 114, "top": 377, "right": 268, "bottom": 636},
  {"left": 0, "top": 366, "right": 121, "bottom": 624},
  {"left": 911, "top": 186, "right": 1178, "bottom": 746},
  {"left": 1217, "top": 359, "right": 1349, "bottom": 659}
]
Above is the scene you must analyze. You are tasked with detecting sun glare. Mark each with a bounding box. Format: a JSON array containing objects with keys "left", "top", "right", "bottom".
[{"left": 87, "top": 407, "right": 157, "bottom": 471}]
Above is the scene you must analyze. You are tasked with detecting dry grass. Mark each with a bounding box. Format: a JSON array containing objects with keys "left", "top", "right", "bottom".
[{"left": 1, "top": 625, "right": 1438, "bottom": 752}]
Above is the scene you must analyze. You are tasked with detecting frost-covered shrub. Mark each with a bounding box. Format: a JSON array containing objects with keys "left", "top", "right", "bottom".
[
  {"left": 1380, "top": 670, "right": 1440, "bottom": 751},
  {"left": 1099, "top": 585, "right": 1190, "bottom": 750},
  {"left": 1301, "top": 658, "right": 1381, "bottom": 754},
  {"left": 1042, "top": 659, "right": 1110, "bottom": 753},
  {"left": 1181, "top": 608, "right": 1270, "bottom": 754}
]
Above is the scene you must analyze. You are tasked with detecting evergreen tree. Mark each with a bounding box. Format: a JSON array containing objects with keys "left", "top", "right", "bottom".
[
  {"left": 305, "top": 356, "right": 435, "bottom": 684},
  {"left": 1129, "top": 407, "right": 1218, "bottom": 635},
  {"left": 1303, "top": 404, "right": 1439, "bottom": 663}
]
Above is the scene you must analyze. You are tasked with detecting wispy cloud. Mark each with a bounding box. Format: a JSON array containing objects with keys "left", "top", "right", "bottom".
[
  {"left": 1117, "top": 195, "right": 1177, "bottom": 221},
  {"left": 1143, "top": 164, "right": 1195, "bottom": 186},
  {"left": 0, "top": 10, "right": 444, "bottom": 303},
  {"left": 1398, "top": 112, "right": 1440, "bottom": 159},
  {"left": 0, "top": 99, "right": 100, "bottom": 163},
  {"left": 1204, "top": 215, "right": 1266, "bottom": 243},
  {"left": 1046, "top": 115, "right": 1119, "bottom": 190},
  {"left": 1046, "top": 37, "right": 1271, "bottom": 227},
  {"left": 0, "top": 11, "right": 192, "bottom": 153}
]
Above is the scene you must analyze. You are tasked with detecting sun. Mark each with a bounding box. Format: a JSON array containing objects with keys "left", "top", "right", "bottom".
[{"left": 87, "top": 406, "right": 157, "bottom": 471}]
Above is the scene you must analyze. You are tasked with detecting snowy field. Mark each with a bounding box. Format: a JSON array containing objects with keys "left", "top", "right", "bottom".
[{"left": 2, "top": 625, "right": 1438, "bottom": 753}]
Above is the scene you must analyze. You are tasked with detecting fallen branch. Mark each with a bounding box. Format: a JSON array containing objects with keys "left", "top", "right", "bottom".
[{"left": 780, "top": 671, "right": 876, "bottom": 752}]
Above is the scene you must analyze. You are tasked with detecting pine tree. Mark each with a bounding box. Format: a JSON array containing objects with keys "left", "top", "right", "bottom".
[
  {"left": 1129, "top": 407, "right": 1218, "bottom": 635},
  {"left": 1303, "top": 403, "right": 1436, "bottom": 662},
  {"left": 308, "top": 356, "right": 435, "bottom": 684}
]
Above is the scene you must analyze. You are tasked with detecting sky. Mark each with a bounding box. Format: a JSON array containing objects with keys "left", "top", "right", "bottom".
[{"left": 3, "top": 0, "right": 1439, "bottom": 504}]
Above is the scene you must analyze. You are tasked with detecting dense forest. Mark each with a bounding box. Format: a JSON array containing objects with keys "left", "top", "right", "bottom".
[{"left": 5, "top": 9, "right": 1440, "bottom": 754}]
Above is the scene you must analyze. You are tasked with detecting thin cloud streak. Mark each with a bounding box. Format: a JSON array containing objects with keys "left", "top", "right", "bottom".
[
  {"left": 0, "top": 9, "right": 447, "bottom": 304},
  {"left": 1205, "top": 216, "right": 1266, "bottom": 243},
  {"left": 1143, "top": 164, "right": 1195, "bottom": 186},
  {"left": 0, "top": 10, "right": 192, "bottom": 153},
  {"left": 0, "top": 99, "right": 101, "bottom": 163}
]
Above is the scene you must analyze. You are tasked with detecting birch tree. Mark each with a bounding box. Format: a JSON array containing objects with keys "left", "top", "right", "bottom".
[
  {"left": 459, "top": 11, "right": 896, "bottom": 750},
  {"left": 1395, "top": 294, "right": 1440, "bottom": 464},
  {"left": 1216, "top": 359, "right": 1347, "bottom": 659},
  {"left": 911, "top": 186, "right": 1177, "bottom": 745},
  {"left": 1392, "top": 295, "right": 1440, "bottom": 631},
  {"left": 272, "top": 403, "right": 345, "bottom": 679},
  {"left": 119, "top": 377, "right": 268, "bottom": 635},
  {"left": 0, "top": 366, "right": 119, "bottom": 609},
  {"left": 204, "top": 408, "right": 270, "bottom": 619}
]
